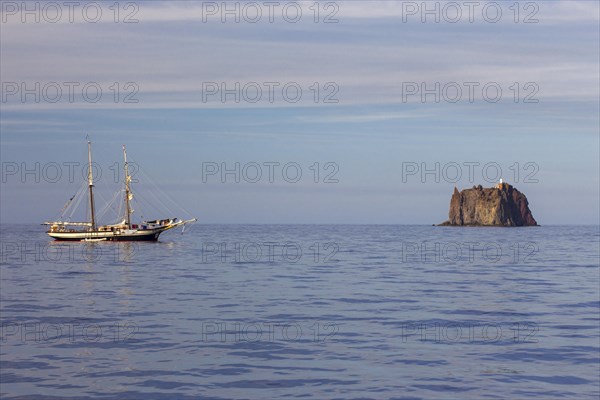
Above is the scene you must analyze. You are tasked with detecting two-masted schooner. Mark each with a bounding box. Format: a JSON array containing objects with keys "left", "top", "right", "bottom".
[{"left": 44, "top": 140, "right": 196, "bottom": 241}]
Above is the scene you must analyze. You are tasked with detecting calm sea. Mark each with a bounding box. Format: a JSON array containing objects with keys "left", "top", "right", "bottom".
[{"left": 1, "top": 224, "right": 599, "bottom": 399}]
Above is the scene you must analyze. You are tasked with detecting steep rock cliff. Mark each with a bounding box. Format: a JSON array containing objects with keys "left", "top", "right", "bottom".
[{"left": 439, "top": 183, "right": 537, "bottom": 226}]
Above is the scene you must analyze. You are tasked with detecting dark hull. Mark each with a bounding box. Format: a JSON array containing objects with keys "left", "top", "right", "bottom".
[
  {"left": 108, "top": 232, "right": 160, "bottom": 241},
  {"left": 48, "top": 230, "right": 163, "bottom": 242}
]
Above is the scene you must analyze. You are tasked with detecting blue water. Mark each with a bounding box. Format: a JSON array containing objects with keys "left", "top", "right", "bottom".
[{"left": 1, "top": 224, "right": 599, "bottom": 399}]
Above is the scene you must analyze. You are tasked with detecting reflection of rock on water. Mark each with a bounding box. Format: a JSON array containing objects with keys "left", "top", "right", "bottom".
[{"left": 439, "top": 182, "right": 538, "bottom": 226}]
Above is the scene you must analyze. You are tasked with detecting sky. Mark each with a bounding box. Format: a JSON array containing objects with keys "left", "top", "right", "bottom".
[{"left": 1, "top": 0, "right": 599, "bottom": 224}]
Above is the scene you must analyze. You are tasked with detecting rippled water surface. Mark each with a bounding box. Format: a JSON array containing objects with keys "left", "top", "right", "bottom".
[{"left": 1, "top": 224, "right": 599, "bottom": 399}]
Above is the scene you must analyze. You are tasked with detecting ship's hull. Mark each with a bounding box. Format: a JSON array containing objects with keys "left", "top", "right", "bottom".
[{"left": 47, "top": 229, "right": 163, "bottom": 242}]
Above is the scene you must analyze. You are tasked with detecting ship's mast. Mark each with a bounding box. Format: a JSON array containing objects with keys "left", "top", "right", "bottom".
[
  {"left": 87, "top": 139, "right": 97, "bottom": 230},
  {"left": 123, "top": 145, "right": 132, "bottom": 229}
]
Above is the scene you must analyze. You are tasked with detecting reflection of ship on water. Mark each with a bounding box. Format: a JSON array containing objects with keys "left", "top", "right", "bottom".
[{"left": 44, "top": 139, "right": 196, "bottom": 241}]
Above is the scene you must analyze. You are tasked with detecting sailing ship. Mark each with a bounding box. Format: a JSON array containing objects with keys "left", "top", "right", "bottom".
[{"left": 44, "top": 140, "right": 196, "bottom": 241}]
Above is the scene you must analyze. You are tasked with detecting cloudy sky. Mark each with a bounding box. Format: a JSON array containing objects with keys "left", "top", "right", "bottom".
[{"left": 1, "top": 1, "right": 598, "bottom": 224}]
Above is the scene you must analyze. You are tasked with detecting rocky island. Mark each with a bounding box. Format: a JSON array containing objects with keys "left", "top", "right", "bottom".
[{"left": 438, "top": 182, "right": 538, "bottom": 227}]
